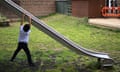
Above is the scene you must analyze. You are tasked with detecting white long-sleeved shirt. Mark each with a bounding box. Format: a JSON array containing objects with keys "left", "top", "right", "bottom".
[{"left": 18, "top": 25, "right": 31, "bottom": 43}]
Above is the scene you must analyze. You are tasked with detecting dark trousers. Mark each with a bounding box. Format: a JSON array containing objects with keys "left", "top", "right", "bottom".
[{"left": 11, "top": 42, "right": 33, "bottom": 64}]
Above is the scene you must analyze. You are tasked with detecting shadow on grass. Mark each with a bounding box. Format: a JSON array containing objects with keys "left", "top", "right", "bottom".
[
  {"left": 0, "top": 59, "right": 41, "bottom": 72},
  {"left": 0, "top": 54, "right": 116, "bottom": 72}
]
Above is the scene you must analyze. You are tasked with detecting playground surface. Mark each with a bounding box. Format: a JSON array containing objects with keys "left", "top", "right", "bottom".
[
  {"left": 0, "top": 14, "right": 120, "bottom": 72},
  {"left": 0, "top": 0, "right": 119, "bottom": 71},
  {"left": 89, "top": 18, "right": 120, "bottom": 30},
  {"left": 2, "top": 0, "right": 113, "bottom": 67}
]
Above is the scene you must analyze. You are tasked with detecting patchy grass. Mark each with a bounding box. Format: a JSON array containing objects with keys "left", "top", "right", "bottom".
[{"left": 0, "top": 14, "right": 120, "bottom": 72}]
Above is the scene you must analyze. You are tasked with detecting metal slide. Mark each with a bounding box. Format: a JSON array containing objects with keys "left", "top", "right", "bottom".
[{"left": 1, "top": 0, "right": 113, "bottom": 67}]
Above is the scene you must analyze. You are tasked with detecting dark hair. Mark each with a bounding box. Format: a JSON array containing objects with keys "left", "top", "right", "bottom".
[{"left": 23, "top": 24, "right": 30, "bottom": 32}]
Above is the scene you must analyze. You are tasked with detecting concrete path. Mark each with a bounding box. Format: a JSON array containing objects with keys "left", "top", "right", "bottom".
[{"left": 88, "top": 18, "right": 120, "bottom": 30}]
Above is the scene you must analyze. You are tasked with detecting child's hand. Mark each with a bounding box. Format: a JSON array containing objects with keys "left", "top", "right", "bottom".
[{"left": 28, "top": 16, "right": 31, "bottom": 19}]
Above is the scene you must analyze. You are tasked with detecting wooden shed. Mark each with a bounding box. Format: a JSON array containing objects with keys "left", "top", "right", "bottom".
[{"left": 72, "top": 0, "right": 105, "bottom": 18}]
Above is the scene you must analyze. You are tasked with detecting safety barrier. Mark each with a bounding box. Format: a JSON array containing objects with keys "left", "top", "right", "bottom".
[{"left": 101, "top": 7, "right": 120, "bottom": 17}]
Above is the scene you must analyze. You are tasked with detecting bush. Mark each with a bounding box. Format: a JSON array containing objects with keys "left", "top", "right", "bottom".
[{"left": 0, "top": 13, "right": 10, "bottom": 27}]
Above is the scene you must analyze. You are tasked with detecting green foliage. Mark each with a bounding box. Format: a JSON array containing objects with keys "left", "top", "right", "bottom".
[{"left": 0, "top": 14, "right": 120, "bottom": 72}]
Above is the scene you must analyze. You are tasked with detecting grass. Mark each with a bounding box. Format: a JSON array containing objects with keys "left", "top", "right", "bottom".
[{"left": 0, "top": 14, "right": 120, "bottom": 72}]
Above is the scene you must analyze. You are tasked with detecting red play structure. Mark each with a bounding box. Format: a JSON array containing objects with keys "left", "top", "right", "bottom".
[
  {"left": 101, "top": 0, "right": 120, "bottom": 17},
  {"left": 102, "top": 6, "right": 120, "bottom": 17}
]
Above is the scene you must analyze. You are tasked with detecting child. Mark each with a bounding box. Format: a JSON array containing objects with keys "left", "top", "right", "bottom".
[{"left": 10, "top": 14, "right": 34, "bottom": 66}]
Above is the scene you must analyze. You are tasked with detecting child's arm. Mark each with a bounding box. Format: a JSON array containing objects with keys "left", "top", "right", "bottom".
[
  {"left": 28, "top": 16, "right": 32, "bottom": 27},
  {"left": 20, "top": 14, "right": 25, "bottom": 25}
]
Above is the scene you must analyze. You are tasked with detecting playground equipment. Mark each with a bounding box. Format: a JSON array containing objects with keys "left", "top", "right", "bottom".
[
  {"left": 101, "top": 0, "right": 120, "bottom": 17},
  {"left": 102, "top": 6, "right": 120, "bottom": 17},
  {"left": 1, "top": 0, "right": 113, "bottom": 67}
]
